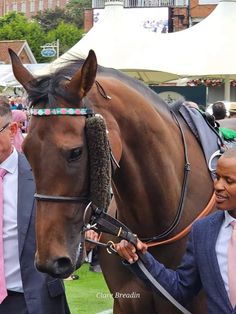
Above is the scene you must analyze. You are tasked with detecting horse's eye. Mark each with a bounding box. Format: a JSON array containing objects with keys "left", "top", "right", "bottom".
[{"left": 68, "top": 147, "right": 82, "bottom": 162}]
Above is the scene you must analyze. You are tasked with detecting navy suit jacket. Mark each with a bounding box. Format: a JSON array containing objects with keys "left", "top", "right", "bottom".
[
  {"left": 17, "top": 153, "right": 70, "bottom": 314},
  {"left": 128, "top": 211, "right": 236, "bottom": 314}
]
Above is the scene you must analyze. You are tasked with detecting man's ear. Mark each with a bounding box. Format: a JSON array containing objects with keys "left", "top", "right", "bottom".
[{"left": 9, "top": 122, "right": 18, "bottom": 137}]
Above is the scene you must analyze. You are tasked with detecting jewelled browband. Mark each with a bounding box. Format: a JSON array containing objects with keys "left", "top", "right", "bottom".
[{"left": 29, "top": 108, "right": 94, "bottom": 116}]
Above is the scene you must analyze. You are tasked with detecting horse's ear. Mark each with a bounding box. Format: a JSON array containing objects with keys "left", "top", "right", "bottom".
[
  {"left": 67, "top": 50, "right": 97, "bottom": 100},
  {"left": 8, "top": 48, "right": 35, "bottom": 91}
]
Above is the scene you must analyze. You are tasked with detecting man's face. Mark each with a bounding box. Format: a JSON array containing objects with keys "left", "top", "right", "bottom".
[
  {"left": 0, "top": 116, "right": 17, "bottom": 163},
  {"left": 214, "top": 155, "right": 236, "bottom": 217}
]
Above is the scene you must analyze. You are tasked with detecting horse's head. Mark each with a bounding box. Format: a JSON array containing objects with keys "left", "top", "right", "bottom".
[{"left": 9, "top": 49, "right": 111, "bottom": 278}]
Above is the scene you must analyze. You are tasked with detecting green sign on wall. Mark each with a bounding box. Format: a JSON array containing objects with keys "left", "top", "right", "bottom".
[{"left": 149, "top": 85, "right": 207, "bottom": 108}]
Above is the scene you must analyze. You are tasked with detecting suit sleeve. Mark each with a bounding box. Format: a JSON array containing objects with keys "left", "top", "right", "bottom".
[{"left": 125, "top": 226, "right": 202, "bottom": 306}]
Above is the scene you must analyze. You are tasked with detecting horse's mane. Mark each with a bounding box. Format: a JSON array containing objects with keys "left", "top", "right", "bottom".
[{"left": 27, "top": 57, "right": 168, "bottom": 112}]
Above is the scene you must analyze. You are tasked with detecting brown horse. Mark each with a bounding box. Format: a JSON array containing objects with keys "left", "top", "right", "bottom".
[{"left": 9, "top": 49, "right": 234, "bottom": 313}]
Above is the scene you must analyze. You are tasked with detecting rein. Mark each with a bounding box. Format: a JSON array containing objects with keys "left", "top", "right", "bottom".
[
  {"left": 142, "top": 110, "right": 216, "bottom": 246},
  {"left": 141, "top": 110, "right": 190, "bottom": 242},
  {"left": 146, "top": 193, "right": 215, "bottom": 247}
]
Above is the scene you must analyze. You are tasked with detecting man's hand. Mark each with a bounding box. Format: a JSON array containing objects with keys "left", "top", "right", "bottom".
[
  {"left": 114, "top": 239, "right": 147, "bottom": 264},
  {"left": 85, "top": 230, "right": 100, "bottom": 251}
]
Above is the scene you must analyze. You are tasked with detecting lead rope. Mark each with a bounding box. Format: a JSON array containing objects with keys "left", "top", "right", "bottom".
[
  {"left": 136, "top": 260, "right": 191, "bottom": 314},
  {"left": 85, "top": 236, "right": 191, "bottom": 313},
  {"left": 84, "top": 205, "right": 192, "bottom": 314}
]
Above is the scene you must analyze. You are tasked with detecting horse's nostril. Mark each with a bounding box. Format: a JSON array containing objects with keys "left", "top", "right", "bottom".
[
  {"left": 53, "top": 257, "right": 74, "bottom": 275},
  {"left": 35, "top": 256, "right": 74, "bottom": 278},
  {"left": 56, "top": 257, "right": 71, "bottom": 268}
]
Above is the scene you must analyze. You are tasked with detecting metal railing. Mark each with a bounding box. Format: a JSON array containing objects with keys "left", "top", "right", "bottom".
[{"left": 92, "top": 0, "right": 188, "bottom": 8}]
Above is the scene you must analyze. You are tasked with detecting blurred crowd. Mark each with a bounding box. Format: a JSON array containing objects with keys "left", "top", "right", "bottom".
[{"left": 0, "top": 94, "right": 29, "bottom": 153}]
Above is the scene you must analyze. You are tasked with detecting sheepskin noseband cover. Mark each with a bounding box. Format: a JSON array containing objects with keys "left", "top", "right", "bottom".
[{"left": 85, "top": 115, "right": 111, "bottom": 210}]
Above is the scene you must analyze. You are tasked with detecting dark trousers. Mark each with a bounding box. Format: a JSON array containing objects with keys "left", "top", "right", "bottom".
[
  {"left": 0, "top": 290, "right": 29, "bottom": 314},
  {"left": 90, "top": 247, "right": 99, "bottom": 266}
]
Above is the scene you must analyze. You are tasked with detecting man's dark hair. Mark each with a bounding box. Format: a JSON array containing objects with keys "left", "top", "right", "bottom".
[
  {"left": 0, "top": 103, "right": 12, "bottom": 123},
  {"left": 0, "top": 94, "right": 10, "bottom": 108},
  {"left": 212, "top": 102, "right": 227, "bottom": 120}
]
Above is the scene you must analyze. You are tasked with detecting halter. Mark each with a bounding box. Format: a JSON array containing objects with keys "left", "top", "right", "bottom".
[{"left": 31, "top": 106, "right": 94, "bottom": 203}]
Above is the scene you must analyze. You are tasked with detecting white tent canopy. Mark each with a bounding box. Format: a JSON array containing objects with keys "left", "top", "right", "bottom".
[
  {"left": 37, "top": 0, "right": 236, "bottom": 100},
  {"left": 0, "top": 63, "right": 49, "bottom": 87},
  {"left": 37, "top": 1, "right": 179, "bottom": 83}
]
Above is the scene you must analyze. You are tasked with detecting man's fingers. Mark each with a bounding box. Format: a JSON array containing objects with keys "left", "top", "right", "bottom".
[
  {"left": 85, "top": 230, "right": 100, "bottom": 250},
  {"left": 85, "top": 230, "right": 99, "bottom": 241},
  {"left": 136, "top": 239, "right": 148, "bottom": 254},
  {"left": 115, "top": 240, "right": 138, "bottom": 263}
]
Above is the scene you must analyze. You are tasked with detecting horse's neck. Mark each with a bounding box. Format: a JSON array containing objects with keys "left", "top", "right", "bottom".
[{"left": 92, "top": 90, "right": 185, "bottom": 233}]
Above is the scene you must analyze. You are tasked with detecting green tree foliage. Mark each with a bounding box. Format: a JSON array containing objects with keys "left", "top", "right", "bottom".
[
  {"left": 33, "top": 7, "right": 73, "bottom": 32},
  {"left": 66, "top": 0, "right": 92, "bottom": 28},
  {"left": 46, "top": 22, "right": 83, "bottom": 59},
  {"left": 0, "top": 11, "right": 84, "bottom": 63},
  {"left": 33, "top": 0, "right": 92, "bottom": 31},
  {"left": 0, "top": 12, "right": 45, "bottom": 61}
]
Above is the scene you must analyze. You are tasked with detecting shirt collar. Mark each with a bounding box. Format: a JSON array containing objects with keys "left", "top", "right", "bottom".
[
  {"left": 224, "top": 210, "right": 236, "bottom": 228},
  {"left": 0, "top": 147, "right": 18, "bottom": 174}
]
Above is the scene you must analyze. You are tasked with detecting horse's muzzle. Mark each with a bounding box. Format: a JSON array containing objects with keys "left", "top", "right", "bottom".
[{"left": 35, "top": 254, "right": 75, "bottom": 279}]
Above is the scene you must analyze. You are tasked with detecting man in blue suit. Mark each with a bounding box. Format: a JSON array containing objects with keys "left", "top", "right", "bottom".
[
  {"left": 0, "top": 103, "right": 70, "bottom": 313},
  {"left": 115, "top": 148, "right": 236, "bottom": 314}
]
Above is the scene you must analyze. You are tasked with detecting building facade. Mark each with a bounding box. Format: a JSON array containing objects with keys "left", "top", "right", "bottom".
[
  {"left": 189, "top": 0, "right": 217, "bottom": 25},
  {"left": 0, "top": 40, "right": 37, "bottom": 64},
  {"left": 88, "top": 0, "right": 217, "bottom": 32},
  {"left": 0, "top": 0, "right": 218, "bottom": 32},
  {"left": 0, "top": 0, "right": 69, "bottom": 17}
]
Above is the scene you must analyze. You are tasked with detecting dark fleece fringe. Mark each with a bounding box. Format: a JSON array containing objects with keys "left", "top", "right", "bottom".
[{"left": 85, "top": 115, "right": 111, "bottom": 210}]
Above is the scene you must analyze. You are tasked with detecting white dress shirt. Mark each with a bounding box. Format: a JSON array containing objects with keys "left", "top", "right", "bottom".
[
  {"left": 1, "top": 148, "right": 23, "bottom": 292},
  {"left": 215, "top": 210, "right": 236, "bottom": 296}
]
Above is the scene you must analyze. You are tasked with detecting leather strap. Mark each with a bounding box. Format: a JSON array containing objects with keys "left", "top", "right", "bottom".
[
  {"left": 137, "top": 258, "right": 191, "bottom": 314},
  {"left": 147, "top": 193, "right": 215, "bottom": 247}
]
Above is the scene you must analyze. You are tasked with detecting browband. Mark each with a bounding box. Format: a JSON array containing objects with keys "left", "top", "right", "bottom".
[{"left": 29, "top": 108, "right": 94, "bottom": 116}]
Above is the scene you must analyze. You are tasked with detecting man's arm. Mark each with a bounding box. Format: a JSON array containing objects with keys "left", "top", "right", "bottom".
[{"left": 115, "top": 229, "right": 202, "bottom": 306}]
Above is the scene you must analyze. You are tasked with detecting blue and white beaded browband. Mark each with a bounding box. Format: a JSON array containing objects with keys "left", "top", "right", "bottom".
[{"left": 29, "top": 108, "right": 94, "bottom": 116}]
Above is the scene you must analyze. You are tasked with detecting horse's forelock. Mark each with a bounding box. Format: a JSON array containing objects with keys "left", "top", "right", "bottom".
[
  {"left": 28, "top": 60, "right": 88, "bottom": 108},
  {"left": 26, "top": 77, "right": 70, "bottom": 108},
  {"left": 27, "top": 77, "right": 51, "bottom": 108}
]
